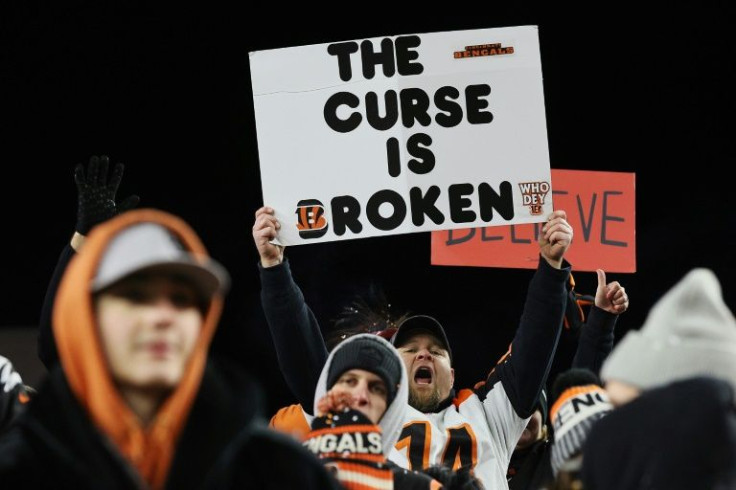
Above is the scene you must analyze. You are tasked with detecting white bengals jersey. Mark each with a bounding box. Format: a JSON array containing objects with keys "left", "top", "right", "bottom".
[{"left": 389, "top": 381, "right": 526, "bottom": 490}]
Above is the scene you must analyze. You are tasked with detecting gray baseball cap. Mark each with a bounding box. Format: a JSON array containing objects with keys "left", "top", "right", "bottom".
[{"left": 91, "top": 222, "right": 230, "bottom": 298}]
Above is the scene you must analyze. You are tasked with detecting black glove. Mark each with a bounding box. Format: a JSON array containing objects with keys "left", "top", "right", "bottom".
[{"left": 74, "top": 154, "right": 140, "bottom": 234}]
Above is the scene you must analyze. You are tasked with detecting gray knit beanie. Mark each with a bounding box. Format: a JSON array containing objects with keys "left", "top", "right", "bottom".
[
  {"left": 601, "top": 268, "right": 736, "bottom": 396},
  {"left": 327, "top": 336, "right": 402, "bottom": 404}
]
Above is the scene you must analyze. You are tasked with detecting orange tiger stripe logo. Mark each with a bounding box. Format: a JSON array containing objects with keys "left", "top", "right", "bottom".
[{"left": 296, "top": 199, "right": 329, "bottom": 239}]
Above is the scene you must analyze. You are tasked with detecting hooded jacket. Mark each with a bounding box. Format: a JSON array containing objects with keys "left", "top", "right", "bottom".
[
  {"left": 312, "top": 334, "right": 409, "bottom": 458},
  {"left": 0, "top": 209, "right": 341, "bottom": 490},
  {"left": 582, "top": 376, "right": 736, "bottom": 490},
  {"left": 305, "top": 333, "right": 442, "bottom": 489}
]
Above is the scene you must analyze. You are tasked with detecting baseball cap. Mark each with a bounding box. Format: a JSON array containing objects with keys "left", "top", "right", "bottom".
[
  {"left": 390, "top": 315, "right": 452, "bottom": 363},
  {"left": 91, "top": 222, "right": 230, "bottom": 298}
]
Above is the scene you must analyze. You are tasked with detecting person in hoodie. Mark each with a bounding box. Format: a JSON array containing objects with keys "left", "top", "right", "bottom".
[
  {"left": 0, "top": 158, "right": 342, "bottom": 489},
  {"left": 269, "top": 288, "right": 407, "bottom": 440},
  {"left": 303, "top": 333, "right": 448, "bottom": 489},
  {"left": 581, "top": 267, "right": 736, "bottom": 489}
]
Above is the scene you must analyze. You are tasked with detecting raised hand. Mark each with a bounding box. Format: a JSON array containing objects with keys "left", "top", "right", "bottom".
[
  {"left": 74, "top": 155, "right": 139, "bottom": 234},
  {"left": 595, "top": 269, "right": 629, "bottom": 314},
  {"left": 252, "top": 206, "right": 285, "bottom": 267},
  {"left": 538, "top": 209, "right": 573, "bottom": 269}
]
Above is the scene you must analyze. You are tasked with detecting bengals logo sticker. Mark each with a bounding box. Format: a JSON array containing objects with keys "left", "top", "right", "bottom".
[{"left": 296, "top": 199, "right": 329, "bottom": 239}]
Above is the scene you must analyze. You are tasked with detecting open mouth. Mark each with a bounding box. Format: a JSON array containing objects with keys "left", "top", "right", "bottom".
[{"left": 414, "top": 366, "right": 433, "bottom": 385}]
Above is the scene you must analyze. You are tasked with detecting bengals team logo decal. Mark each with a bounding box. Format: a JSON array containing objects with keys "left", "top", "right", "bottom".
[
  {"left": 296, "top": 199, "right": 329, "bottom": 239},
  {"left": 518, "top": 181, "right": 550, "bottom": 215},
  {"left": 454, "top": 42, "right": 514, "bottom": 59}
]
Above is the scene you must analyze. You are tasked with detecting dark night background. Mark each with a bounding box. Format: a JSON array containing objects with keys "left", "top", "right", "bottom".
[{"left": 1, "top": 3, "right": 734, "bottom": 416}]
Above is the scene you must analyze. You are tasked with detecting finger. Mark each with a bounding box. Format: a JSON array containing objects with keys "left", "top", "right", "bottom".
[
  {"left": 542, "top": 215, "right": 565, "bottom": 231},
  {"left": 543, "top": 217, "right": 561, "bottom": 232},
  {"left": 264, "top": 226, "right": 279, "bottom": 241},
  {"left": 118, "top": 195, "right": 140, "bottom": 211},
  {"left": 253, "top": 227, "right": 274, "bottom": 242},
  {"left": 74, "top": 163, "right": 86, "bottom": 186},
  {"left": 606, "top": 281, "right": 620, "bottom": 299},
  {"left": 547, "top": 209, "right": 567, "bottom": 221},
  {"left": 258, "top": 214, "right": 281, "bottom": 231},
  {"left": 544, "top": 220, "right": 572, "bottom": 238},
  {"left": 316, "top": 396, "right": 331, "bottom": 415},
  {"left": 252, "top": 214, "right": 277, "bottom": 232},
  {"left": 87, "top": 155, "right": 99, "bottom": 184},
  {"left": 109, "top": 162, "right": 124, "bottom": 190},
  {"left": 596, "top": 269, "right": 606, "bottom": 290},
  {"left": 254, "top": 206, "right": 274, "bottom": 218},
  {"left": 542, "top": 220, "right": 558, "bottom": 240},
  {"left": 335, "top": 392, "right": 353, "bottom": 410},
  {"left": 615, "top": 293, "right": 628, "bottom": 309},
  {"left": 97, "top": 155, "right": 110, "bottom": 186},
  {"left": 547, "top": 229, "right": 572, "bottom": 246},
  {"left": 557, "top": 220, "right": 573, "bottom": 235},
  {"left": 254, "top": 227, "right": 277, "bottom": 243}
]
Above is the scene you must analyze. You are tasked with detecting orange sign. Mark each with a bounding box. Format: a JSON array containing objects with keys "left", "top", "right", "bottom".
[{"left": 431, "top": 169, "right": 636, "bottom": 272}]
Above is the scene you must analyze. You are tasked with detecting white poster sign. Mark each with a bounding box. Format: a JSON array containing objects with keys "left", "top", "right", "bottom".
[{"left": 250, "top": 25, "right": 552, "bottom": 245}]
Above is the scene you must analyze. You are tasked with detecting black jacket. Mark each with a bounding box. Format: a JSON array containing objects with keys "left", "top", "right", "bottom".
[
  {"left": 508, "top": 299, "right": 619, "bottom": 490},
  {"left": 582, "top": 377, "right": 736, "bottom": 490},
  {"left": 508, "top": 438, "right": 553, "bottom": 490},
  {"left": 0, "top": 359, "right": 342, "bottom": 490}
]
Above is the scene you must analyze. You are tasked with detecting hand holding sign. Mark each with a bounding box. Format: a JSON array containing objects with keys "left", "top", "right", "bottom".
[
  {"left": 539, "top": 209, "right": 573, "bottom": 269},
  {"left": 253, "top": 206, "right": 284, "bottom": 267}
]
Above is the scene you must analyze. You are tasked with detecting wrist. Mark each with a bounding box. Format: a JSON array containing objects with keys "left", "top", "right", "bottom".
[
  {"left": 71, "top": 232, "right": 86, "bottom": 251},
  {"left": 260, "top": 256, "right": 283, "bottom": 268},
  {"left": 541, "top": 254, "right": 563, "bottom": 269}
]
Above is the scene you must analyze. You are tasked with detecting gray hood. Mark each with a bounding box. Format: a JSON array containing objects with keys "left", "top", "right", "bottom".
[{"left": 313, "top": 333, "right": 409, "bottom": 457}]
